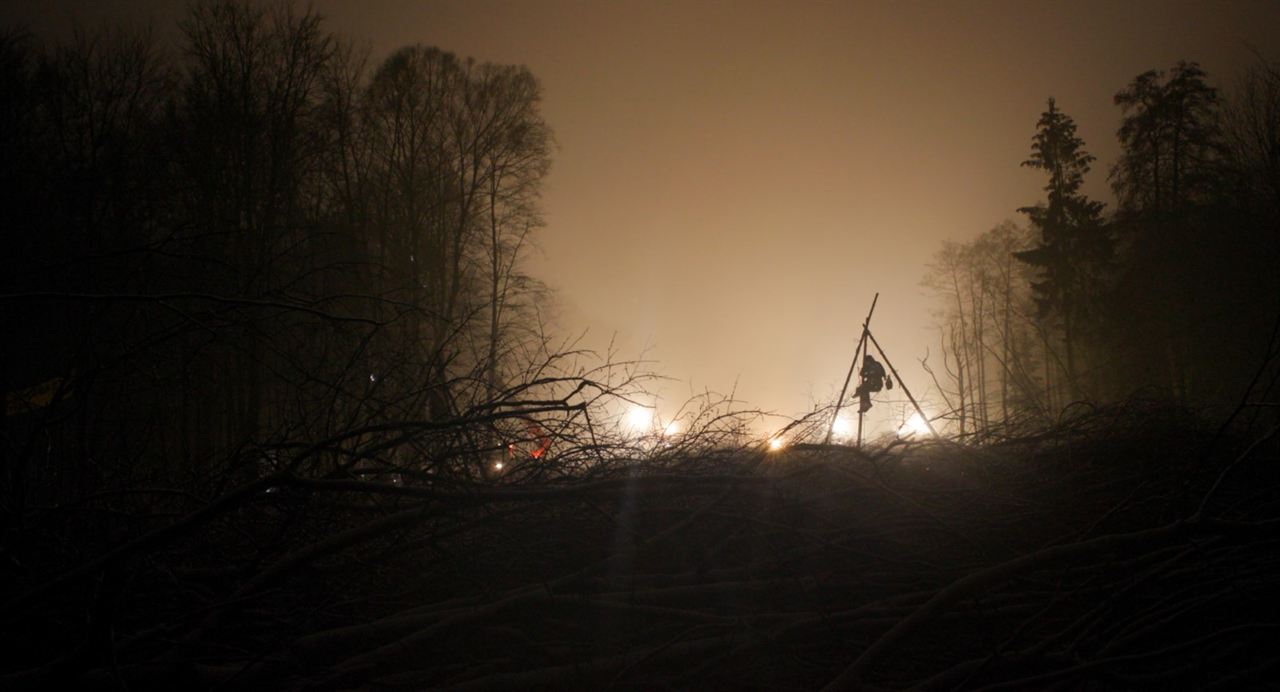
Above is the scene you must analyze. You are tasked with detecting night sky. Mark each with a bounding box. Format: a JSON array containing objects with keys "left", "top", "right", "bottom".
[{"left": 8, "top": 0, "right": 1280, "bottom": 432}]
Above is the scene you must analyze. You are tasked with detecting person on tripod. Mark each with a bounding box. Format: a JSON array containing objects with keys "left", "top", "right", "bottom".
[{"left": 855, "top": 354, "right": 887, "bottom": 413}]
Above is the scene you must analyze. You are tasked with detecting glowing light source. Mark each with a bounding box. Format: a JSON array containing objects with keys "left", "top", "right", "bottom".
[
  {"left": 625, "top": 407, "right": 654, "bottom": 432},
  {"left": 831, "top": 416, "right": 853, "bottom": 440},
  {"left": 898, "top": 413, "right": 932, "bottom": 437},
  {"left": 768, "top": 437, "right": 785, "bottom": 451},
  {"left": 494, "top": 461, "right": 504, "bottom": 471}
]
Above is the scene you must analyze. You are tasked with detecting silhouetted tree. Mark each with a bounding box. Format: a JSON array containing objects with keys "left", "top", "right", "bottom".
[
  {"left": 359, "top": 46, "right": 552, "bottom": 424},
  {"left": 923, "top": 221, "right": 1048, "bottom": 436},
  {"left": 1224, "top": 57, "right": 1280, "bottom": 218},
  {"left": 924, "top": 60, "right": 1279, "bottom": 420},
  {"left": 470, "top": 63, "right": 553, "bottom": 397},
  {"left": 0, "top": 0, "right": 559, "bottom": 512},
  {"left": 1113, "top": 61, "right": 1223, "bottom": 216},
  {"left": 1105, "top": 62, "right": 1234, "bottom": 402},
  {"left": 1219, "top": 57, "right": 1280, "bottom": 418},
  {"left": 174, "top": 0, "right": 337, "bottom": 453},
  {"left": 1014, "top": 98, "right": 1109, "bottom": 399}
]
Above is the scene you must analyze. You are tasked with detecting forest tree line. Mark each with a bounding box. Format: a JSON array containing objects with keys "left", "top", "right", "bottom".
[
  {"left": 1, "top": 0, "right": 558, "bottom": 518},
  {"left": 924, "top": 59, "right": 1280, "bottom": 438}
]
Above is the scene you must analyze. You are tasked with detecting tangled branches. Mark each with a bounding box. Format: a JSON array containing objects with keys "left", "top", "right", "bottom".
[{"left": 4, "top": 399, "right": 1278, "bottom": 690}]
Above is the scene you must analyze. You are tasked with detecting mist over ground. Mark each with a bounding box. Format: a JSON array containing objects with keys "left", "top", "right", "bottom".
[
  {"left": 3, "top": 2, "right": 1280, "bottom": 690},
  {"left": 9, "top": 0, "right": 1279, "bottom": 434}
]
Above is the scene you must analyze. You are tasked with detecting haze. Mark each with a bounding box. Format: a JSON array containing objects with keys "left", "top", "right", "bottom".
[{"left": 10, "top": 0, "right": 1280, "bottom": 432}]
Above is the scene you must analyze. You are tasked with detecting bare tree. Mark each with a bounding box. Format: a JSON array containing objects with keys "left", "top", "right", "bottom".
[{"left": 924, "top": 222, "right": 1050, "bottom": 436}]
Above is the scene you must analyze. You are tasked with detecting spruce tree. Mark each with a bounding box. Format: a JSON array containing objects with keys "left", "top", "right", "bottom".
[{"left": 1014, "top": 98, "right": 1109, "bottom": 397}]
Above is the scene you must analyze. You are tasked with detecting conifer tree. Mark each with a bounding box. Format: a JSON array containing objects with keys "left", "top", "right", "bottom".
[
  {"left": 1113, "top": 61, "right": 1222, "bottom": 215},
  {"left": 1014, "top": 98, "right": 1109, "bottom": 397}
]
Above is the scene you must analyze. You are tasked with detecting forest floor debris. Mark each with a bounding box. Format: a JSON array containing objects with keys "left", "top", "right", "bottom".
[{"left": 3, "top": 401, "right": 1279, "bottom": 690}]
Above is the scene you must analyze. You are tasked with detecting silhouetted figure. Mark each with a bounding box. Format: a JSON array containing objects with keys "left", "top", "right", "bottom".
[{"left": 855, "top": 354, "right": 886, "bottom": 413}]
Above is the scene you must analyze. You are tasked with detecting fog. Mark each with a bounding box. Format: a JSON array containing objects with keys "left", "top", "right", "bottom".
[
  {"left": 5, "top": 2, "right": 1280, "bottom": 688},
  {"left": 8, "top": 0, "right": 1277, "bottom": 433},
  {"left": 331, "top": 0, "right": 1279, "bottom": 432}
]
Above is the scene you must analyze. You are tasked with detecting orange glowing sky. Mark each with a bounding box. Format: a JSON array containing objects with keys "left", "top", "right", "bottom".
[{"left": 9, "top": 0, "right": 1280, "bottom": 433}]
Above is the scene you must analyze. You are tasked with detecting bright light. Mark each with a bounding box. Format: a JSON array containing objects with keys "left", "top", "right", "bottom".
[
  {"left": 494, "top": 461, "right": 504, "bottom": 470},
  {"left": 663, "top": 420, "right": 680, "bottom": 436},
  {"left": 831, "top": 416, "right": 853, "bottom": 440},
  {"left": 625, "top": 407, "right": 653, "bottom": 432},
  {"left": 768, "top": 437, "right": 785, "bottom": 451},
  {"left": 898, "top": 413, "right": 932, "bottom": 437}
]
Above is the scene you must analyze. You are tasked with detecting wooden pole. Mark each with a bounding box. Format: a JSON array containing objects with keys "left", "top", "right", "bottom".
[
  {"left": 866, "top": 328, "right": 940, "bottom": 439},
  {"left": 855, "top": 333, "right": 868, "bottom": 448},
  {"left": 857, "top": 372, "right": 865, "bottom": 448},
  {"left": 827, "top": 293, "right": 878, "bottom": 445}
]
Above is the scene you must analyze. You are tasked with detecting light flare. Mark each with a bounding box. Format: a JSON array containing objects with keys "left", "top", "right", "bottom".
[
  {"left": 625, "top": 407, "right": 654, "bottom": 432},
  {"left": 898, "top": 413, "right": 932, "bottom": 437},
  {"left": 831, "top": 416, "right": 854, "bottom": 439}
]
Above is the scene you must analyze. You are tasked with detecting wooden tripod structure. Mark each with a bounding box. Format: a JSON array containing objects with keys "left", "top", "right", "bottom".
[{"left": 825, "top": 293, "right": 940, "bottom": 447}]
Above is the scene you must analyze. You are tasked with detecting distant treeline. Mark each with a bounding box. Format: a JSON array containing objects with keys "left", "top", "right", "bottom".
[
  {"left": 923, "top": 60, "right": 1280, "bottom": 436},
  {"left": 1, "top": 1, "right": 553, "bottom": 512}
]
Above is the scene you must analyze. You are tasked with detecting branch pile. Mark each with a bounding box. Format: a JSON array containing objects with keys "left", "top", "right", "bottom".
[{"left": 3, "top": 401, "right": 1278, "bottom": 690}]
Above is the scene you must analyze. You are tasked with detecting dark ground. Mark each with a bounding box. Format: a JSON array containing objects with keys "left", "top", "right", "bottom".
[{"left": 3, "top": 401, "right": 1280, "bottom": 690}]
